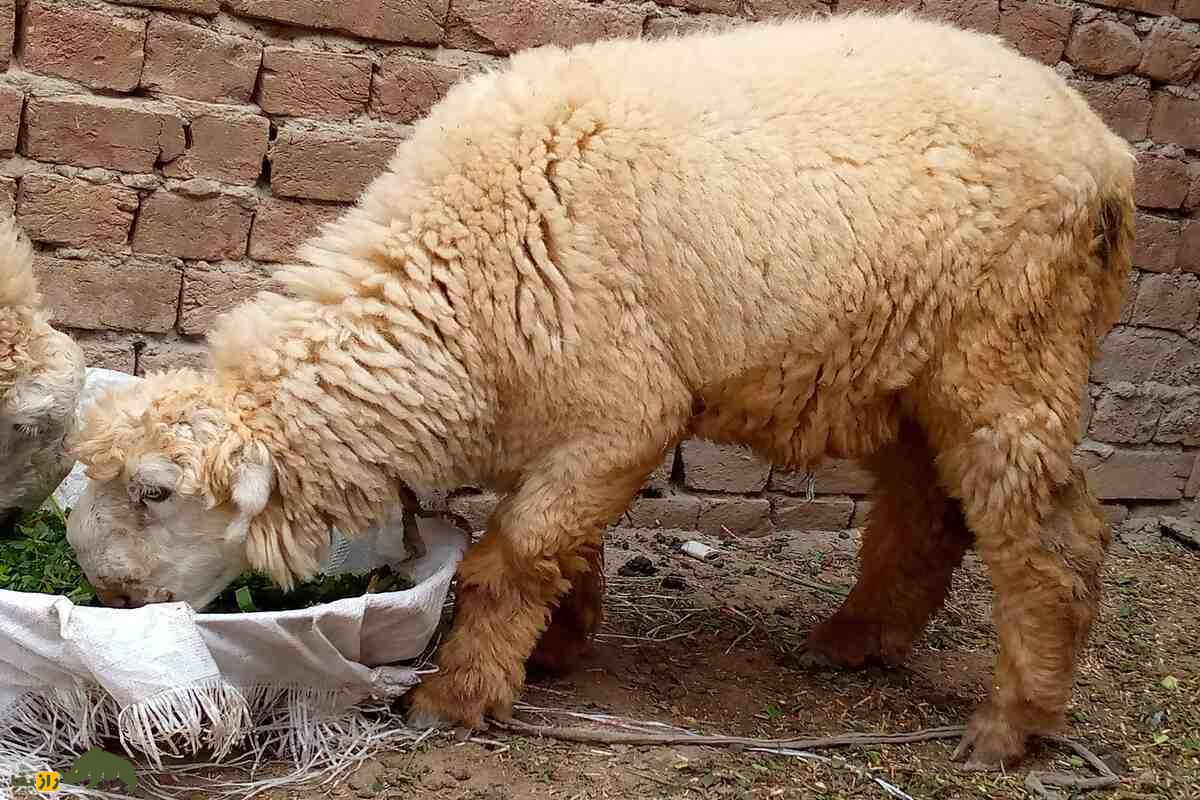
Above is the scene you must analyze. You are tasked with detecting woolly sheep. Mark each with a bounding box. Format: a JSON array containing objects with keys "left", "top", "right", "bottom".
[
  {"left": 66, "top": 12, "right": 1135, "bottom": 771},
  {"left": 0, "top": 216, "right": 85, "bottom": 530}
]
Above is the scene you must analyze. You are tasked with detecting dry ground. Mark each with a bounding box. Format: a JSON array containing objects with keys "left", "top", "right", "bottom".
[
  {"left": 110, "top": 517, "right": 1198, "bottom": 800},
  {"left": 253, "top": 516, "right": 1200, "bottom": 800}
]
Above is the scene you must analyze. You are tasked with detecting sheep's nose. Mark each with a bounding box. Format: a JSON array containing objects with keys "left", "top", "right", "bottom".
[{"left": 96, "top": 587, "right": 143, "bottom": 609}]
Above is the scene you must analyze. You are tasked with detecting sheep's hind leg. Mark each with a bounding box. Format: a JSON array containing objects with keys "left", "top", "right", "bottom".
[
  {"left": 802, "top": 418, "right": 971, "bottom": 670},
  {"left": 528, "top": 545, "right": 606, "bottom": 674},
  {"left": 931, "top": 397, "right": 1109, "bottom": 770},
  {"left": 406, "top": 442, "right": 656, "bottom": 730}
]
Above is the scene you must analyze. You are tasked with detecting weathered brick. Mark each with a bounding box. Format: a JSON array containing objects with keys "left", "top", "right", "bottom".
[
  {"left": 681, "top": 440, "right": 770, "bottom": 493},
  {"left": 136, "top": 335, "right": 209, "bottom": 374},
  {"left": 921, "top": 0, "right": 1000, "bottom": 33},
  {"left": 1068, "top": 79, "right": 1151, "bottom": 141},
  {"left": 644, "top": 12, "right": 737, "bottom": 37},
  {"left": 21, "top": 3, "right": 145, "bottom": 91},
  {"left": 119, "top": 0, "right": 217, "bottom": 11},
  {"left": 624, "top": 494, "right": 703, "bottom": 530},
  {"left": 1089, "top": 383, "right": 1162, "bottom": 444},
  {"left": 180, "top": 262, "right": 272, "bottom": 335},
  {"left": 1065, "top": 19, "right": 1141, "bottom": 76},
  {"left": 741, "top": 0, "right": 828, "bottom": 20},
  {"left": 771, "top": 458, "right": 875, "bottom": 496},
  {"left": 249, "top": 198, "right": 343, "bottom": 263},
  {"left": 446, "top": 0, "right": 646, "bottom": 54},
  {"left": 1119, "top": 271, "right": 1138, "bottom": 324},
  {"left": 1132, "top": 272, "right": 1200, "bottom": 331},
  {"left": 0, "top": 84, "right": 21, "bottom": 154},
  {"left": 0, "top": 0, "right": 14, "bottom": 70},
  {"left": 259, "top": 48, "right": 372, "bottom": 119},
  {"left": 1101, "top": 502, "right": 1129, "bottom": 528},
  {"left": 850, "top": 499, "right": 873, "bottom": 528},
  {"left": 1080, "top": 386, "right": 1095, "bottom": 434},
  {"left": 657, "top": 0, "right": 736, "bottom": 13},
  {"left": 1136, "top": 152, "right": 1193, "bottom": 209},
  {"left": 1151, "top": 92, "right": 1200, "bottom": 150},
  {"left": 34, "top": 255, "right": 181, "bottom": 333},
  {"left": 1187, "top": 163, "right": 1200, "bottom": 210},
  {"left": 372, "top": 53, "right": 464, "bottom": 123},
  {"left": 69, "top": 331, "right": 135, "bottom": 373},
  {"left": 1156, "top": 389, "right": 1200, "bottom": 445},
  {"left": 0, "top": 177, "right": 14, "bottom": 218},
  {"left": 447, "top": 491, "right": 497, "bottom": 532},
  {"left": 1134, "top": 212, "right": 1180, "bottom": 272},
  {"left": 17, "top": 174, "right": 138, "bottom": 252},
  {"left": 224, "top": 0, "right": 447, "bottom": 45},
  {"left": 1094, "top": 0, "right": 1173, "bottom": 13},
  {"left": 1187, "top": 455, "right": 1200, "bottom": 496},
  {"left": 133, "top": 191, "right": 254, "bottom": 260},
  {"left": 1093, "top": 327, "right": 1200, "bottom": 385},
  {"left": 1139, "top": 19, "right": 1200, "bottom": 84},
  {"left": 773, "top": 496, "right": 854, "bottom": 531},
  {"left": 644, "top": 451, "right": 675, "bottom": 492},
  {"left": 1180, "top": 220, "right": 1200, "bottom": 273},
  {"left": 23, "top": 95, "right": 185, "bottom": 172},
  {"left": 1081, "top": 448, "right": 1194, "bottom": 500},
  {"left": 698, "top": 497, "right": 772, "bottom": 538},
  {"left": 998, "top": 0, "right": 1074, "bottom": 66},
  {"left": 142, "top": 18, "right": 262, "bottom": 104},
  {"left": 162, "top": 111, "right": 268, "bottom": 185},
  {"left": 839, "top": 0, "right": 919, "bottom": 10},
  {"left": 270, "top": 125, "right": 401, "bottom": 202}
]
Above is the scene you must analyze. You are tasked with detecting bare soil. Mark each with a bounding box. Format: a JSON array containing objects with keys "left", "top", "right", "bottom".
[{"left": 261, "top": 520, "right": 1200, "bottom": 799}]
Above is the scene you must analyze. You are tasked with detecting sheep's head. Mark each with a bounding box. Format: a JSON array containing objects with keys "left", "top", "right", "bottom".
[
  {"left": 0, "top": 324, "right": 86, "bottom": 531},
  {"left": 65, "top": 368, "right": 284, "bottom": 610}
]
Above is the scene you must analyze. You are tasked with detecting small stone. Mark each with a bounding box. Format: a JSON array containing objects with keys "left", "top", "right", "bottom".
[
  {"left": 661, "top": 574, "right": 688, "bottom": 591},
  {"left": 347, "top": 758, "right": 384, "bottom": 791},
  {"left": 617, "top": 555, "right": 657, "bottom": 577}
]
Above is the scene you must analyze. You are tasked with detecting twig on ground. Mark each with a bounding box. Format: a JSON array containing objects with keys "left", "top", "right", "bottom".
[
  {"left": 494, "top": 718, "right": 1121, "bottom": 797},
  {"left": 755, "top": 565, "right": 850, "bottom": 598}
]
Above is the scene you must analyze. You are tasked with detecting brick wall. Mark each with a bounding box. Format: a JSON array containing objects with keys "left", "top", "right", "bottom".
[{"left": 2, "top": 0, "right": 1197, "bottom": 532}]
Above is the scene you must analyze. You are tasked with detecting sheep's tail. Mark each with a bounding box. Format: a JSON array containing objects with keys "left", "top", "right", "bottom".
[{"left": 0, "top": 216, "right": 40, "bottom": 393}]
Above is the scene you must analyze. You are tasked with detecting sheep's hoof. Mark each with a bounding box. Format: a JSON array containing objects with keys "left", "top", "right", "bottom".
[
  {"left": 951, "top": 705, "right": 1027, "bottom": 772},
  {"left": 799, "top": 615, "right": 911, "bottom": 671}
]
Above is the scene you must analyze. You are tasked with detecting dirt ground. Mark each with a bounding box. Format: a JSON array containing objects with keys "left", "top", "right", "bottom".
[{"left": 244, "top": 517, "right": 1196, "bottom": 800}]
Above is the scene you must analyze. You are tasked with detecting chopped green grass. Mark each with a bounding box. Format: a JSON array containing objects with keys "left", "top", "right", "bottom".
[{"left": 0, "top": 505, "right": 412, "bottom": 611}]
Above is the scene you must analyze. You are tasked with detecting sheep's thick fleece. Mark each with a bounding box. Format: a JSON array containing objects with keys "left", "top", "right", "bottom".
[
  {"left": 73, "top": 12, "right": 1135, "bottom": 771},
  {"left": 0, "top": 218, "right": 85, "bottom": 525}
]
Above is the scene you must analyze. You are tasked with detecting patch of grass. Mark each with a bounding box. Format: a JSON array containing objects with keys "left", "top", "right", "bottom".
[{"left": 0, "top": 501, "right": 95, "bottom": 604}]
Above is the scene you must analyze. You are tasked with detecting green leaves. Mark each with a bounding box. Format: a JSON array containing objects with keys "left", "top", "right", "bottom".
[
  {"left": 0, "top": 505, "right": 95, "bottom": 605},
  {"left": 0, "top": 505, "right": 414, "bottom": 612}
]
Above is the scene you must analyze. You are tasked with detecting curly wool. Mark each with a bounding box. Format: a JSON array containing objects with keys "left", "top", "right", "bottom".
[
  {"left": 0, "top": 215, "right": 87, "bottom": 517},
  {"left": 78, "top": 11, "right": 1133, "bottom": 585},
  {"left": 0, "top": 216, "right": 42, "bottom": 397}
]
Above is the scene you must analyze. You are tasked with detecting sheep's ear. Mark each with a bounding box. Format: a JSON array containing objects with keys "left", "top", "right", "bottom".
[{"left": 222, "top": 448, "right": 275, "bottom": 546}]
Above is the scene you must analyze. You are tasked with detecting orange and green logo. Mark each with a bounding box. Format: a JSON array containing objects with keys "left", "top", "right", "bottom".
[{"left": 11, "top": 747, "right": 138, "bottom": 793}]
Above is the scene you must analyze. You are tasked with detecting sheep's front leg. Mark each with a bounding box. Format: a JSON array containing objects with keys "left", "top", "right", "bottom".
[{"left": 406, "top": 448, "right": 651, "bottom": 729}]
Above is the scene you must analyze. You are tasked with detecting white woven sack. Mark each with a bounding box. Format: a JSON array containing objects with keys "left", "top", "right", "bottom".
[{"left": 0, "top": 369, "right": 468, "bottom": 798}]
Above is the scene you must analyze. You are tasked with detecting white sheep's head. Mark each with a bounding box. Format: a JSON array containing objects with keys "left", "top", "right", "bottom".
[{"left": 65, "top": 368, "right": 307, "bottom": 610}]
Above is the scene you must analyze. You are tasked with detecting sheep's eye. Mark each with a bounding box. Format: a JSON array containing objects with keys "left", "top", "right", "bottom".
[{"left": 142, "top": 486, "right": 172, "bottom": 503}]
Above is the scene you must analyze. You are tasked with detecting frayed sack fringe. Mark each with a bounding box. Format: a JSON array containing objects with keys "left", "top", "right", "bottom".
[{"left": 0, "top": 678, "right": 429, "bottom": 800}]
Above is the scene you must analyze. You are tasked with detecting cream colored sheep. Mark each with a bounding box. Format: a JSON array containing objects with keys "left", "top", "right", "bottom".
[
  {"left": 66, "top": 11, "right": 1135, "bottom": 770},
  {"left": 0, "top": 216, "right": 85, "bottom": 529}
]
